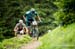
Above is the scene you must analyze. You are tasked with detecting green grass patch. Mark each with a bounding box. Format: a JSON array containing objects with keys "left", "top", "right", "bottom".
[
  {"left": 0, "top": 35, "right": 31, "bottom": 49},
  {"left": 38, "top": 23, "right": 75, "bottom": 49}
]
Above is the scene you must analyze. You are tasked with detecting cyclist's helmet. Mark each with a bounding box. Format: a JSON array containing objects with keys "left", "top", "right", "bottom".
[
  {"left": 30, "top": 8, "right": 35, "bottom": 13},
  {"left": 19, "top": 20, "right": 23, "bottom": 23},
  {"left": 30, "top": 8, "right": 35, "bottom": 11}
]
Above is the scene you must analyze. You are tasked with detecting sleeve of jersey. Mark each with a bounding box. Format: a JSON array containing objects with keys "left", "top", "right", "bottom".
[
  {"left": 25, "top": 11, "right": 30, "bottom": 16},
  {"left": 35, "top": 12, "right": 38, "bottom": 16}
]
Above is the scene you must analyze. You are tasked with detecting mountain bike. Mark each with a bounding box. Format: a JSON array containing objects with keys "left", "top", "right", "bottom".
[{"left": 31, "top": 21, "right": 39, "bottom": 40}]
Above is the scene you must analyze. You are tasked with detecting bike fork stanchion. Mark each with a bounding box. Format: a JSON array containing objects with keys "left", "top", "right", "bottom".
[
  {"left": 32, "top": 27, "right": 39, "bottom": 40},
  {"left": 36, "top": 28, "right": 39, "bottom": 40}
]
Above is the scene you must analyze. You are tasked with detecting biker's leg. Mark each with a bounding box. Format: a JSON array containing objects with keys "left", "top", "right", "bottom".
[
  {"left": 15, "top": 31, "right": 17, "bottom": 36},
  {"left": 28, "top": 26, "right": 31, "bottom": 35},
  {"left": 15, "top": 31, "right": 20, "bottom": 36},
  {"left": 29, "top": 19, "right": 34, "bottom": 34},
  {"left": 26, "top": 21, "right": 31, "bottom": 35}
]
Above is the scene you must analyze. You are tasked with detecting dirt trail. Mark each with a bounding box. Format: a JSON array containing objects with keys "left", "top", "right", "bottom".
[
  {"left": 20, "top": 40, "right": 41, "bottom": 49},
  {"left": 16, "top": 34, "right": 41, "bottom": 49}
]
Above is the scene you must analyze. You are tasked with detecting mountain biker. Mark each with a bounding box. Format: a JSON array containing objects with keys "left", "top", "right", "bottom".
[
  {"left": 23, "top": 8, "right": 41, "bottom": 35},
  {"left": 14, "top": 20, "right": 28, "bottom": 36}
]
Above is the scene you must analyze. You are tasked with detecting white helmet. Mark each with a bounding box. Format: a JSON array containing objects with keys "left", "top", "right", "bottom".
[
  {"left": 19, "top": 20, "right": 23, "bottom": 23},
  {"left": 30, "top": 8, "right": 35, "bottom": 11}
]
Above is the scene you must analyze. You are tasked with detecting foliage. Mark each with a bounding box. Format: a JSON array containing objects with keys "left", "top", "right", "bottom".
[
  {"left": 0, "top": 0, "right": 58, "bottom": 41},
  {"left": 53, "top": 0, "right": 75, "bottom": 25}
]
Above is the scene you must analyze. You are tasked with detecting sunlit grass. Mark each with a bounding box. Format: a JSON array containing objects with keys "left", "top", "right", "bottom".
[
  {"left": 0, "top": 35, "right": 31, "bottom": 49},
  {"left": 38, "top": 23, "right": 75, "bottom": 49}
]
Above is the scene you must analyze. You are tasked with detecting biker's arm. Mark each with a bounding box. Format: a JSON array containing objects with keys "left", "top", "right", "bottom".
[
  {"left": 36, "top": 15, "right": 42, "bottom": 22},
  {"left": 37, "top": 16, "right": 41, "bottom": 22},
  {"left": 23, "top": 15, "right": 26, "bottom": 21},
  {"left": 14, "top": 24, "right": 18, "bottom": 32},
  {"left": 35, "top": 12, "right": 41, "bottom": 22}
]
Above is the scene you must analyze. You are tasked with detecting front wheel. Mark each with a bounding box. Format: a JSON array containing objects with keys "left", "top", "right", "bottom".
[{"left": 32, "top": 28, "right": 39, "bottom": 40}]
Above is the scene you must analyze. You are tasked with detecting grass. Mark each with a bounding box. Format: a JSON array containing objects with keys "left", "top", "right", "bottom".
[
  {"left": 38, "top": 23, "right": 75, "bottom": 49},
  {"left": 0, "top": 35, "right": 31, "bottom": 49}
]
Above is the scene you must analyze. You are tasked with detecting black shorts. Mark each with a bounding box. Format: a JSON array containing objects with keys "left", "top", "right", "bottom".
[
  {"left": 17, "top": 29, "right": 22, "bottom": 34},
  {"left": 26, "top": 19, "right": 34, "bottom": 26}
]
